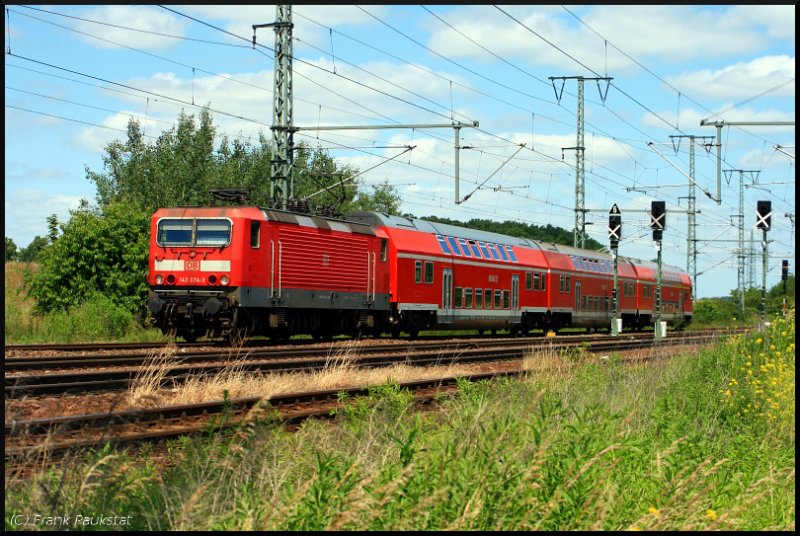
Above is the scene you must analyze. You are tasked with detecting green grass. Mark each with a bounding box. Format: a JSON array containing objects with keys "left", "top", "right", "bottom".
[
  {"left": 5, "top": 309, "right": 794, "bottom": 530},
  {"left": 4, "top": 261, "right": 167, "bottom": 344}
]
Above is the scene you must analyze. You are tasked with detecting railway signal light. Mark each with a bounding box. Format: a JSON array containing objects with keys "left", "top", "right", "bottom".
[
  {"left": 650, "top": 201, "right": 665, "bottom": 241},
  {"left": 782, "top": 259, "right": 789, "bottom": 281},
  {"left": 756, "top": 200, "right": 772, "bottom": 230},
  {"left": 608, "top": 204, "right": 621, "bottom": 249}
]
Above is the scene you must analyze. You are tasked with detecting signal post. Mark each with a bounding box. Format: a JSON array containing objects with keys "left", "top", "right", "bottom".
[
  {"left": 756, "top": 201, "right": 771, "bottom": 327},
  {"left": 651, "top": 201, "right": 666, "bottom": 339},
  {"left": 608, "top": 204, "right": 622, "bottom": 336}
]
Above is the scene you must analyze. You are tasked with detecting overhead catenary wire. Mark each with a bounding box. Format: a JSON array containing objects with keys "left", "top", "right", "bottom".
[{"left": 5, "top": 5, "right": 792, "bottom": 279}]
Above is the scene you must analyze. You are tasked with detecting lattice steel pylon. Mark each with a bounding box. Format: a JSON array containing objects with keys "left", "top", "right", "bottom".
[
  {"left": 549, "top": 76, "right": 612, "bottom": 248},
  {"left": 670, "top": 135, "right": 713, "bottom": 302},
  {"left": 272, "top": 5, "right": 293, "bottom": 209},
  {"left": 254, "top": 6, "right": 294, "bottom": 209},
  {"left": 575, "top": 78, "right": 585, "bottom": 249}
]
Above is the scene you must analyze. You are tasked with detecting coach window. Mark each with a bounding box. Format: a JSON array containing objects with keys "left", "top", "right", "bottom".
[
  {"left": 250, "top": 220, "right": 260, "bottom": 248},
  {"left": 436, "top": 235, "right": 452, "bottom": 255},
  {"left": 381, "top": 239, "right": 388, "bottom": 262},
  {"left": 485, "top": 288, "right": 493, "bottom": 309},
  {"left": 487, "top": 244, "right": 501, "bottom": 260},
  {"left": 455, "top": 287, "right": 463, "bottom": 308},
  {"left": 503, "top": 290, "right": 510, "bottom": 309},
  {"left": 447, "top": 236, "right": 462, "bottom": 256},
  {"left": 415, "top": 260, "right": 422, "bottom": 284},
  {"left": 559, "top": 275, "right": 564, "bottom": 292},
  {"left": 494, "top": 289, "right": 502, "bottom": 309},
  {"left": 504, "top": 246, "right": 517, "bottom": 262},
  {"left": 467, "top": 240, "right": 482, "bottom": 258},
  {"left": 497, "top": 245, "right": 509, "bottom": 262},
  {"left": 478, "top": 241, "right": 491, "bottom": 258},
  {"left": 465, "top": 288, "right": 473, "bottom": 308},
  {"left": 475, "top": 288, "right": 483, "bottom": 308},
  {"left": 533, "top": 273, "right": 540, "bottom": 291},
  {"left": 425, "top": 261, "right": 434, "bottom": 284},
  {"left": 457, "top": 238, "right": 473, "bottom": 257},
  {"left": 525, "top": 272, "right": 532, "bottom": 290},
  {"left": 565, "top": 276, "right": 571, "bottom": 293}
]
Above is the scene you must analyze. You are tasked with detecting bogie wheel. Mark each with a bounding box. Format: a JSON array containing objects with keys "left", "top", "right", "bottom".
[{"left": 181, "top": 331, "right": 199, "bottom": 343}]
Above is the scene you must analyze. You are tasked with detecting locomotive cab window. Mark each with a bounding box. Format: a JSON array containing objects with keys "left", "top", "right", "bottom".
[
  {"left": 381, "top": 239, "right": 388, "bottom": 262},
  {"left": 157, "top": 218, "right": 231, "bottom": 247},
  {"left": 196, "top": 220, "right": 232, "bottom": 246},
  {"left": 158, "top": 219, "right": 193, "bottom": 246}
]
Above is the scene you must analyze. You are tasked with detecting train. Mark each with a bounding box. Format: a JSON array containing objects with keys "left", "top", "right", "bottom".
[{"left": 146, "top": 205, "right": 692, "bottom": 342}]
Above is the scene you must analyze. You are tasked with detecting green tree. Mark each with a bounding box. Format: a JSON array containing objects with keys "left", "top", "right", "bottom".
[
  {"left": 18, "top": 236, "right": 50, "bottom": 262},
  {"left": 5, "top": 236, "right": 18, "bottom": 261},
  {"left": 349, "top": 180, "right": 403, "bottom": 215},
  {"left": 84, "top": 106, "right": 381, "bottom": 215}
]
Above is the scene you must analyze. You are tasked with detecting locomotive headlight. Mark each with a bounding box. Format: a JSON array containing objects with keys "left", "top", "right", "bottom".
[
  {"left": 155, "top": 274, "right": 164, "bottom": 285},
  {"left": 220, "top": 275, "right": 230, "bottom": 286}
]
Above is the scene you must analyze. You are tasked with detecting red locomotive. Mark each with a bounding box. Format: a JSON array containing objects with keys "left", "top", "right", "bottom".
[{"left": 147, "top": 206, "right": 692, "bottom": 342}]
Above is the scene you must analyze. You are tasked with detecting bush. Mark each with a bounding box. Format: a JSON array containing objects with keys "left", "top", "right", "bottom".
[{"left": 26, "top": 201, "right": 150, "bottom": 316}]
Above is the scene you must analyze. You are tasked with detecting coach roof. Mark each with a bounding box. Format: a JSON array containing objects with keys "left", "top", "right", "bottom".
[{"left": 347, "top": 211, "right": 541, "bottom": 249}]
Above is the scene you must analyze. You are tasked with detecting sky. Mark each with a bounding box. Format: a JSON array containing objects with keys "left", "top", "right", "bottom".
[{"left": 4, "top": 4, "right": 795, "bottom": 299}]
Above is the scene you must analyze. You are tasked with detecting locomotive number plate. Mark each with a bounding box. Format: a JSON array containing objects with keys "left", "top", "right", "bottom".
[{"left": 178, "top": 275, "right": 206, "bottom": 284}]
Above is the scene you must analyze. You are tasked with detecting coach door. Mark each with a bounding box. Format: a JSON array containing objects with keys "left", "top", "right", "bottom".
[
  {"left": 442, "top": 268, "right": 453, "bottom": 312},
  {"left": 575, "top": 281, "right": 582, "bottom": 316},
  {"left": 512, "top": 275, "right": 519, "bottom": 310}
]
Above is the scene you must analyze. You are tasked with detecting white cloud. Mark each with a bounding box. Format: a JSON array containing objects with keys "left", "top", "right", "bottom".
[
  {"left": 424, "top": 5, "right": 793, "bottom": 74},
  {"left": 76, "top": 5, "right": 189, "bottom": 50},
  {"left": 666, "top": 55, "right": 795, "bottom": 101}
]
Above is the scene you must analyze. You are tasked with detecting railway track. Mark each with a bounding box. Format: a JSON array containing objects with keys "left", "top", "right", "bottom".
[
  {"left": 4, "top": 332, "right": 588, "bottom": 354},
  {"left": 8, "top": 346, "right": 675, "bottom": 462},
  {"left": 5, "top": 330, "right": 730, "bottom": 398},
  {"left": 4, "top": 329, "right": 732, "bottom": 464}
]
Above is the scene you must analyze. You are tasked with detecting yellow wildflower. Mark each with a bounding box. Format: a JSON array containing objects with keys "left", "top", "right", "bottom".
[
  {"left": 706, "top": 509, "right": 718, "bottom": 521},
  {"left": 648, "top": 506, "right": 660, "bottom": 516}
]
